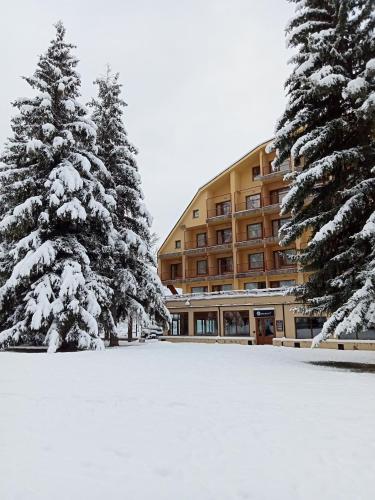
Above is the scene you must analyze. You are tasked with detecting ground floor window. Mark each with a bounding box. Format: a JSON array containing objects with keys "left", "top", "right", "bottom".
[
  {"left": 339, "top": 325, "right": 375, "bottom": 340},
  {"left": 191, "top": 286, "right": 208, "bottom": 294},
  {"left": 244, "top": 281, "right": 266, "bottom": 290},
  {"left": 270, "top": 280, "right": 296, "bottom": 288},
  {"left": 194, "top": 312, "right": 218, "bottom": 336},
  {"left": 171, "top": 313, "right": 189, "bottom": 336},
  {"left": 224, "top": 311, "right": 250, "bottom": 336},
  {"left": 295, "top": 317, "right": 326, "bottom": 339},
  {"left": 212, "top": 284, "right": 233, "bottom": 292}
]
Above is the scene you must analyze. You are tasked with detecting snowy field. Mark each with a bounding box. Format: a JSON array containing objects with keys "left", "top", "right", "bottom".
[{"left": 1, "top": 343, "right": 375, "bottom": 500}]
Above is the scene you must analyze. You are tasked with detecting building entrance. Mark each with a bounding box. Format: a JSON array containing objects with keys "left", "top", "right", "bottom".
[{"left": 255, "top": 311, "right": 275, "bottom": 345}]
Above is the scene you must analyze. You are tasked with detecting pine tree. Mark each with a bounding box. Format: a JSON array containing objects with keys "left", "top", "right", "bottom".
[
  {"left": 0, "top": 22, "right": 118, "bottom": 352},
  {"left": 272, "top": 0, "right": 375, "bottom": 343},
  {"left": 90, "top": 68, "right": 170, "bottom": 341}
]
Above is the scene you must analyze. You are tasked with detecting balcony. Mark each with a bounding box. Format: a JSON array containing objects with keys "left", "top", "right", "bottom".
[
  {"left": 236, "top": 260, "right": 297, "bottom": 278},
  {"left": 160, "top": 271, "right": 183, "bottom": 285},
  {"left": 186, "top": 266, "right": 234, "bottom": 282},
  {"left": 266, "top": 264, "right": 297, "bottom": 276},
  {"left": 236, "top": 262, "right": 266, "bottom": 278},
  {"left": 234, "top": 192, "right": 288, "bottom": 217},
  {"left": 184, "top": 239, "right": 208, "bottom": 256},
  {"left": 235, "top": 232, "right": 264, "bottom": 249},
  {"left": 206, "top": 194, "right": 232, "bottom": 223},
  {"left": 258, "top": 160, "right": 291, "bottom": 182},
  {"left": 184, "top": 236, "right": 233, "bottom": 255}
]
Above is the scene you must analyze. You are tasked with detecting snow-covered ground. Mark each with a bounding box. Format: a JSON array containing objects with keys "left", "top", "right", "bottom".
[{"left": 1, "top": 343, "right": 375, "bottom": 500}]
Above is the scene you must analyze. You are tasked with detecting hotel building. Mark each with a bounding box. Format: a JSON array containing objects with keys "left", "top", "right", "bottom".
[{"left": 157, "top": 139, "right": 375, "bottom": 349}]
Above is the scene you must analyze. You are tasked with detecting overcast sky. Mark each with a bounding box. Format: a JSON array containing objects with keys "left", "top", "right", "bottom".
[{"left": 0, "top": 0, "right": 294, "bottom": 244}]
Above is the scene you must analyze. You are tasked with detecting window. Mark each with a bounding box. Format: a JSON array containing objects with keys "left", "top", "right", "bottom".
[
  {"left": 175, "top": 240, "right": 181, "bottom": 249},
  {"left": 295, "top": 317, "right": 326, "bottom": 339},
  {"left": 272, "top": 218, "right": 291, "bottom": 237},
  {"left": 248, "top": 252, "right": 264, "bottom": 269},
  {"left": 216, "top": 201, "right": 231, "bottom": 216},
  {"left": 247, "top": 223, "right": 263, "bottom": 240},
  {"left": 197, "top": 260, "right": 208, "bottom": 275},
  {"left": 212, "top": 284, "right": 233, "bottom": 292},
  {"left": 194, "top": 311, "right": 218, "bottom": 336},
  {"left": 270, "top": 188, "right": 289, "bottom": 205},
  {"left": 252, "top": 166, "right": 261, "bottom": 180},
  {"left": 217, "top": 228, "right": 232, "bottom": 244},
  {"left": 193, "top": 209, "right": 199, "bottom": 219},
  {"left": 280, "top": 280, "right": 296, "bottom": 288},
  {"left": 338, "top": 325, "right": 375, "bottom": 340},
  {"left": 246, "top": 194, "right": 261, "bottom": 210},
  {"left": 244, "top": 281, "right": 266, "bottom": 290},
  {"left": 274, "top": 249, "right": 296, "bottom": 268},
  {"left": 171, "top": 313, "right": 189, "bottom": 336},
  {"left": 224, "top": 311, "right": 250, "bottom": 337},
  {"left": 170, "top": 263, "right": 182, "bottom": 280},
  {"left": 217, "top": 257, "right": 233, "bottom": 274},
  {"left": 191, "top": 286, "right": 208, "bottom": 294},
  {"left": 270, "top": 280, "right": 296, "bottom": 288},
  {"left": 196, "top": 233, "right": 207, "bottom": 248}
]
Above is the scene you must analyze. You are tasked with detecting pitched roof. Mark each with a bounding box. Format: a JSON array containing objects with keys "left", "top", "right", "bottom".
[{"left": 158, "top": 137, "right": 273, "bottom": 254}]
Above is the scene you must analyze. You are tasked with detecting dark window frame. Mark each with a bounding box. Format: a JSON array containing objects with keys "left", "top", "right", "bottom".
[
  {"left": 196, "top": 232, "right": 207, "bottom": 248},
  {"left": 224, "top": 310, "right": 250, "bottom": 337},
  {"left": 216, "top": 227, "right": 233, "bottom": 245},
  {"left": 194, "top": 311, "right": 218, "bottom": 336},
  {"left": 248, "top": 252, "right": 264, "bottom": 270},
  {"left": 246, "top": 193, "right": 261, "bottom": 210},
  {"left": 171, "top": 312, "right": 189, "bottom": 336},
  {"left": 196, "top": 259, "right": 208, "bottom": 276},
  {"left": 295, "top": 317, "right": 327, "bottom": 339},
  {"left": 216, "top": 201, "right": 232, "bottom": 216},
  {"left": 247, "top": 222, "right": 263, "bottom": 240}
]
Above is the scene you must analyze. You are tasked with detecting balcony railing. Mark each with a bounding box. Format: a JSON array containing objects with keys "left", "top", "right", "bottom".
[
  {"left": 160, "top": 271, "right": 183, "bottom": 282},
  {"left": 260, "top": 160, "right": 291, "bottom": 177},
  {"left": 235, "top": 194, "right": 287, "bottom": 214},
  {"left": 186, "top": 266, "right": 234, "bottom": 280},
  {"left": 236, "top": 231, "right": 263, "bottom": 243},
  {"left": 236, "top": 261, "right": 297, "bottom": 276},
  {"left": 206, "top": 193, "right": 232, "bottom": 220},
  {"left": 185, "top": 236, "right": 233, "bottom": 250}
]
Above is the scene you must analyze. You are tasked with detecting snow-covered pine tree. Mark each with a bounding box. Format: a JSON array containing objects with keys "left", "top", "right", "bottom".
[
  {"left": 0, "top": 22, "right": 118, "bottom": 352},
  {"left": 90, "top": 68, "right": 170, "bottom": 340},
  {"left": 272, "top": 0, "right": 375, "bottom": 343}
]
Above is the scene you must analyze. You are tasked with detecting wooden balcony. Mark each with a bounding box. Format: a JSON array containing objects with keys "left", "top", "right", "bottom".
[
  {"left": 234, "top": 193, "right": 287, "bottom": 217},
  {"left": 160, "top": 271, "right": 183, "bottom": 285},
  {"left": 206, "top": 193, "right": 232, "bottom": 223},
  {"left": 235, "top": 232, "right": 264, "bottom": 249},
  {"left": 236, "top": 260, "right": 297, "bottom": 278},
  {"left": 236, "top": 262, "right": 266, "bottom": 278},
  {"left": 258, "top": 160, "right": 291, "bottom": 182},
  {"left": 186, "top": 266, "right": 234, "bottom": 282}
]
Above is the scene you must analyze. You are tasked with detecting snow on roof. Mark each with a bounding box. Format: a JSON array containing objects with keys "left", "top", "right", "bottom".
[{"left": 164, "top": 288, "right": 288, "bottom": 302}]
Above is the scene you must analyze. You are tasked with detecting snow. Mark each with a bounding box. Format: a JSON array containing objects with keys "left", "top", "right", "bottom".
[{"left": 1, "top": 343, "right": 375, "bottom": 500}]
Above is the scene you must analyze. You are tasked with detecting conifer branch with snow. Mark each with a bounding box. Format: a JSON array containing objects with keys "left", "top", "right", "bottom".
[
  {"left": 0, "top": 22, "right": 117, "bottom": 352},
  {"left": 272, "top": 0, "right": 375, "bottom": 343},
  {"left": 89, "top": 68, "right": 170, "bottom": 342}
]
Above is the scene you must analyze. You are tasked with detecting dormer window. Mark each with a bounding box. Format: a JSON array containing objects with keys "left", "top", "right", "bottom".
[{"left": 193, "top": 209, "right": 199, "bottom": 219}]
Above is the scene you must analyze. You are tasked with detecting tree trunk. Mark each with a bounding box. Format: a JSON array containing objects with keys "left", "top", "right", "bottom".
[
  {"left": 127, "top": 317, "right": 133, "bottom": 342},
  {"left": 109, "top": 331, "right": 119, "bottom": 347}
]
